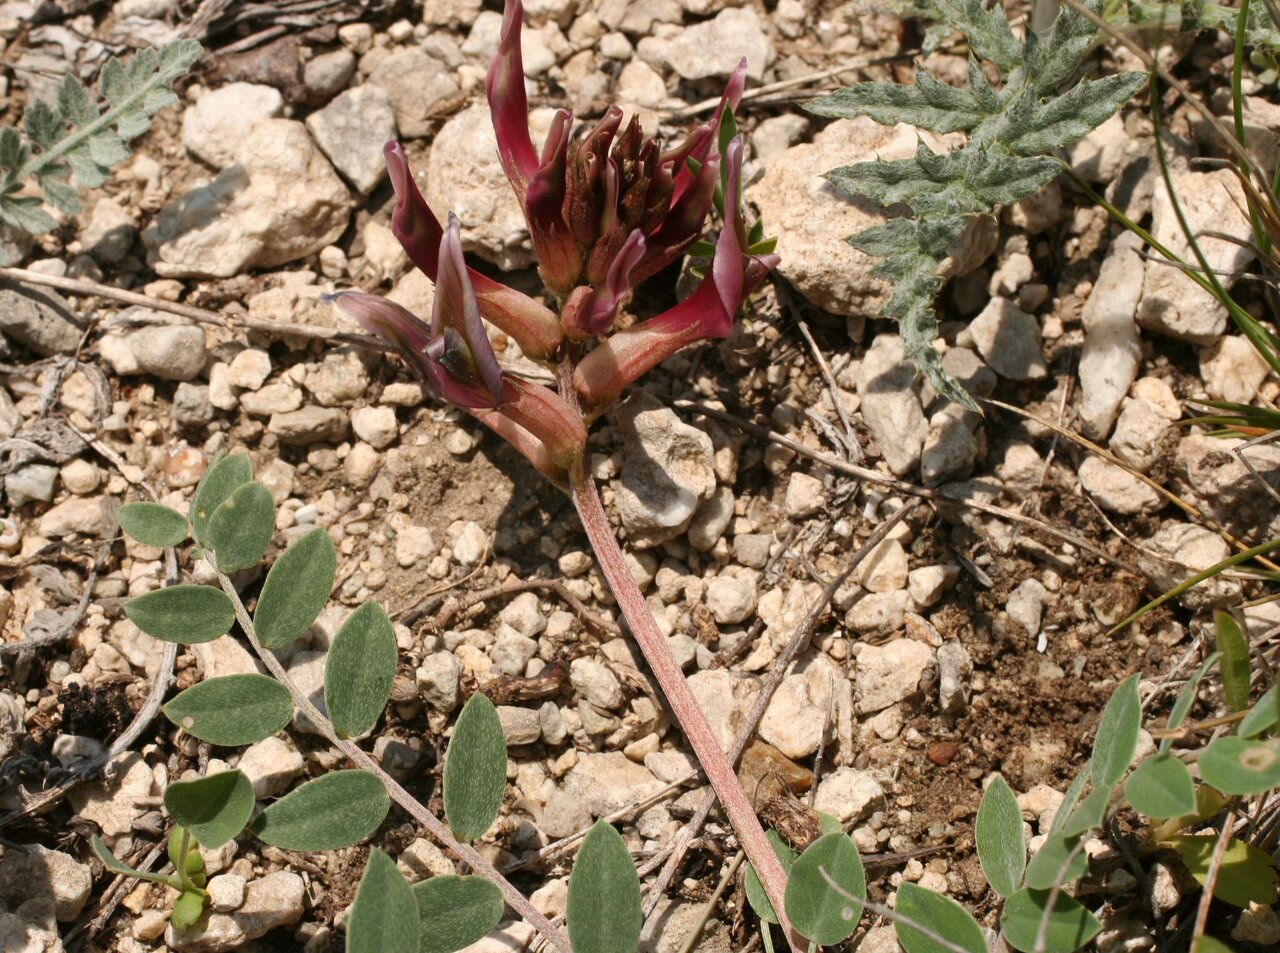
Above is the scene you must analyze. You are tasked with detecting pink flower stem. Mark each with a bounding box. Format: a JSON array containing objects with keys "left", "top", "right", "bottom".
[{"left": 567, "top": 454, "right": 803, "bottom": 953}]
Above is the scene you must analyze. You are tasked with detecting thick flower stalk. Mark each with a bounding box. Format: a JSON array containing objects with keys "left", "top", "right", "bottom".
[{"left": 330, "top": 0, "right": 790, "bottom": 945}]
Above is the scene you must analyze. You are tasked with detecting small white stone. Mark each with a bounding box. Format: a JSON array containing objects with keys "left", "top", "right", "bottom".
[
  {"left": 237, "top": 737, "right": 303, "bottom": 799},
  {"left": 785, "top": 472, "right": 825, "bottom": 518},
  {"left": 705, "top": 575, "right": 757, "bottom": 625},
  {"left": 452, "top": 521, "right": 488, "bottom": 565},
  {"left": 813, "top": 767, "right": 885, "bottom": 823},
  {"left": 351, "top": 405, "right": 398, "bottom": 450},
  {"left": 206, "top": 873, "right": 247, "bottom": 913}
]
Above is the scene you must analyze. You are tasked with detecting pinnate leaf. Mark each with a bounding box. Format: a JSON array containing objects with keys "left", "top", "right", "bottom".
[
  {"left": 746, "top": 829, "right": 797, "bottom": 924},
  {"left": 1125, "top": 753, "right": 1197, "bottom": 819},
  {"left": 1024, "top": 832, "right": 1087, "bottom": 890},
  {"left": 1166, "top": 835, "right": 1279, "bottom": 907},
  {"left": 1160, "top": 652, "right": 1219, "bottom": 753},
  {"left": 117, "top": 501, "right": 188, "bottom": 547},
  {"left": 1198, "top": 736, "right": 1280, "bottom": 795},
  {"left": 1239, "top": 683, "right": 1280, "bottom": 738},
  {"left": 206, "top": 481, "right": 275, "bottom": 572},
  {"left": 190, "top": 452, "right": 253, "bottom": 544},
  {"left": 348, "top": 850, "right": 418, "bottom": 953},
  {"left": 250, "top": 770, "right": 389, "bottom": 850},
  {"left": 1000, "top": 887, "right": 1100, "bottom": 953},
  {"left": 164, "top": 770, "right": 254, "bottom": 849},
  {"left": 124, "top": 584, "right": 234, "bottom": 644},
  {"left": 808, "top": 73, "right": 983, "bottom": 133},
  {"left": 975, "top": 775, "right": 1024, "bottom": 898},
  {"left": 1091, "top": 673, "right": 1141, "bottom": 789},
  {"left": 566, "top": 821, "right": 642, "bottom": 953},
  {"left": 162, "top": 673, "right": 292, "bottom": 745},
  {"left": 894, "top": 882, "right": 986, "bottom": 953},
  {"left": 253, "top": 527, "right": 336, "bottom": 649},
  {"left": 443, "top": 692, "right": 507, "bottom": 840},
  {"left": 324, "top": 601, "right": 396, "bottom": 739},
  {"left": 1214, "top": 611, "right": 1252, "bottom": 713},
  {"left": 784, "top": 832, "right": 866, "bottom": 946},
  {"left": 1004, "top": 74, "right": 1147, "bottom": 155},
  {"left": 414, "top": 876, "right": 505, "bottom": 953}
]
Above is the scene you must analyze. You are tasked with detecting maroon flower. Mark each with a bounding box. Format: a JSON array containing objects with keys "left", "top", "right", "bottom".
[{"left": 486, "top": 0, "right": 746, "bottom": 317}]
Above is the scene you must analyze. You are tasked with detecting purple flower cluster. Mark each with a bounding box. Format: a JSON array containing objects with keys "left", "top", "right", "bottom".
[{"left": 331, "top": 0, "right": 777, "bottom": 484}]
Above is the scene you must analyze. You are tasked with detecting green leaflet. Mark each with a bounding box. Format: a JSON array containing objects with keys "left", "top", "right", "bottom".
[{"left": 806, "top": 0, "right": 1142, "bottom": 406}]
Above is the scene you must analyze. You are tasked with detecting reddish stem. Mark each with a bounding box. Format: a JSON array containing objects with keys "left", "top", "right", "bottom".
[{"left": 569, "top": 460, "right": 803, "bottom": 952}]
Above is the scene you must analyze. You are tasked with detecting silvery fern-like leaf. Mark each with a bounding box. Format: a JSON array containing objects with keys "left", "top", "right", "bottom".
[
  {"left": 808, "top": 72, "right": 985, "bottom": 133},
  {"left": 0, "top": 195, "right": 57, "bottom": 234},
  {"left": 0, "top": 38, "right": 200, "bottom": 239},
  {"left": 805, "top": 0, "right": 1145, "bottom": 406},
  {"left": 851, "top": 213, "right": 978, "bottom": 410},
  {"left": 65, "top": 150, "right": 109, "bottom": 188},
  {"left": 0, "top": 127, "right": 22, "bottom": 173},
  {"left": 23, "top": 100, "right": 62, "bottom": 150},
  {"left": 35, "top": 171, "right": 82, "bottom": 215},
  {"left": 1004, "top": 73, "right": 1147, "bottom": 155},
  {"left": 934, "top": 0, "right": 1023, "bottom": 73}
]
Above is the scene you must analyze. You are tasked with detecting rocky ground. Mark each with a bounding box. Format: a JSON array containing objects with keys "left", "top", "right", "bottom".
[{"left": 2, "top": 0, "right": 1280, "bottom": 951}]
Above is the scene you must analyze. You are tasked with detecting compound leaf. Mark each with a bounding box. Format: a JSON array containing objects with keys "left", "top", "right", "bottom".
[
  {"left": 250, "top": 770, "right": 388, "bottom": 850},
  {"left": 1167, "top": 835, "right": 1279, "bottom": 907},
  {"left": 162, "top": 673, "right": 292, "bottom": 746},
  {"left": 348, "top": 850, "right": 418, "bottom": 953},
  {"left": 443, "top": 692, "right": 507, "bottom": 841},
  {"left": 784, "top": 832, "right": 866, "bottom": 946},
  {"left": 566, "top": 821, "right": 642, "bottom": 953},
  {"left": 324, "top": 601, "right": 396, "bottom": 739},
  {"left": 894, "top": 882, "right": 986, "bottom": 953},
  {"left": 117, "top": 501, "right": 189, "bottom": 547},
  {"left": 1198, "top": 736, "right": 1280, "bottom": 795},
  {"left": 976, "top": 775, "right": 1025, "bottom": 898},
  {"left": 163, "top": 770, "right": 254, "bottom": 849},
  {"left": 124, "top": 584, "right": 234, "bottom": 644},
  {"left": 1091, "top": 673, "right": 1141, "bottom": 790},
  {"left": 414, "top": 875, "right": 504, "bottom": 953},
  {"left": 1125, "top": 753, "right": 1197, "bottom": 819},
  {"left": 1000, "top": 887, "right": 1100, "bottom": 953},
  {"left": 190, "top": 452, "right": 253, "bottom": 544},
  {"left": 206, "top": 480, "right": 275, "bottom": 572},
  {"left": 253, "top": 527, "right": 336, "bottom": 649}
]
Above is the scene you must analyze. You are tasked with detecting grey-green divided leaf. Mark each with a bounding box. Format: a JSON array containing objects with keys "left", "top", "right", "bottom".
[
  {"left": 1091, "top": 673, "right": 1141, "bottom": 790},
  {"left": 206, "top": 481, "right": 275, "bottom": 572},
  {"left": 1239, "top": 683, "right": 1280, "bottom": 738},
  {"left": 1161, "top": 652, "right": 1219, "bottom": 753},
  {"left": 348, "top": 850, "right": 418, "bottom": 953},
  {"left": 117, "top": 502, "right": 188, "bottom": 547},
  {"left": 1003, "top": 73, "right": 1147, "bottom": 155},
  {"left": 566, "top": 821, "right": 642, "bottom": 953},
  {"left": 807, "top": 73, "right": 983, "bottom": 133},
  {"left": 784, "top": 832, "right": 866, "bottom": 946},
  {"left": 1125, "top": 754, "right": 1197, "bottom": 819},
  {"left": 1214, "top": 611, "right": 1252, "bottom": 713},
  {"left": 250, "top": 770, "right": 388, "bottom": 850},
  {"left": 163, "top": 674, "right": 292, "bottom": 746},
  {"left": 254, "top": 527, "right": 336, "bottom": 649},
  {"left": 325, "top": 601, "right": 396, "bottom": 739},
  {"left": 443, "top": 693, "right": 507, "bottom": 841},
  {"left": 1000, "top": 887, "right": 1100, "bottom": 953},
  {"left": 934, "top": 0, "right": 1022, "bottom": 72},
  {"left": 975, "top": 776, "right": 1024, "bottom": 898},
  {"left": 163, "top": 770, "right": 254, "bottom": 849},
  {"left": 1198, "top": 736, "right": 1280, "bottom": 795},
  {"left": 124, "top": 584, "right": 234, "bottom": 644},
  {"left": 746, "top": 829, "right": 798, "bottom": 924},
  {"left": 415, "top": 876, "right": 505, "bottom": 953},
  {"left": 190, "top": 452, "right": 252, "bottom": 545},
  {"left": 894, "top": 882, "right": 986, "bottom": 953}
]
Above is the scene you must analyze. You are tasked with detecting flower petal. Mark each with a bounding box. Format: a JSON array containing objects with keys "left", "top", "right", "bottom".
[
  {"left": 565, "top": 229, "right": 646, "bottom": 339},
  {"left": 434, "top": 214, "right": 506, "bottom": 405},
  {"left": 525, "top": 109, "right": 582, "bottom": 294},
  {"left": 486, "top": 0, "right": 537, "bottom": 199},
  {"left": 665, "top": 58, "right": 747, "bottom": 206},
  {"left": 384, "top": 141, "right": 564, "bottom": 360}
]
